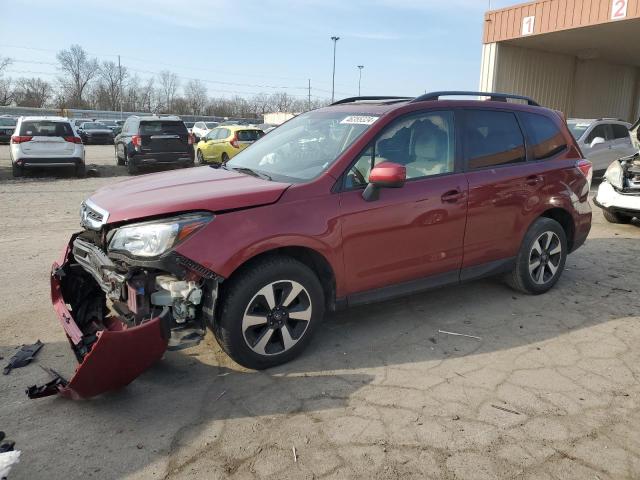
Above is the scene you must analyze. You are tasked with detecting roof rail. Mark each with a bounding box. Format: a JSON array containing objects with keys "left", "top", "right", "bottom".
[
  {"left": 411, "top": 91, "right": 540, "bottom": 106},
  {"left": 331, "top": 96, "right": 412, "bottom": 105}
]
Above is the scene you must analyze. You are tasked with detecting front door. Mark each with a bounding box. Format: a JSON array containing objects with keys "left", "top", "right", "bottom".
[{"left": 338, "top": 110, "right": 468, "bottom": 296}]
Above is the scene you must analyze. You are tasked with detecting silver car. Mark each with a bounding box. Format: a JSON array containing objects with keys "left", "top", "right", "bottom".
[{"left": 567, "top": 118, "right": 637, "bottom": 172}]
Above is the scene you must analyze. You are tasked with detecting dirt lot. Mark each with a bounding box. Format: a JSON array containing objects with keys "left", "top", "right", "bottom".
[{"left": 1, "top": 145, "right": 639, "bottom": 479}]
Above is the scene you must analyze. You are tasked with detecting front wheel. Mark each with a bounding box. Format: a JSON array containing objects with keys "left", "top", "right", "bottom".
[
  {"left": 196, "top": 149, "right": 205, "bottom": 165},
  {"left": 221, "top": 152, "right": 229, "bottom": 163},
  {"left": 214, "top": 257, "right": 325, "bottom": 369},
  {"left": 506, "top": 217, "right": 567, "bottom": 295},
  {"left": 602, "top": 210, "right": 632, "bottom": 224}
]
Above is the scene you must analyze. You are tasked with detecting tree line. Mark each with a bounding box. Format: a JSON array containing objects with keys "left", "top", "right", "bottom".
[{"left": 0, "top": 45, "right": 328, "bottom": 118}]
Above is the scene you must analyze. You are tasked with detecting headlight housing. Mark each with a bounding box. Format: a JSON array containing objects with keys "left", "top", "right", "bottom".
[
  {"left": 604, "top": 161, "right": 624, "bottom": 190},
  {"left": 108, "top": 213, "right": 212, "bottom": 258}
]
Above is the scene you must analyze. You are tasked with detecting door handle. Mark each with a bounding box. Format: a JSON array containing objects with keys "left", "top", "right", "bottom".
[
  {"left": 441, "top": 189, "right": 464, "bottom": 203},
  {"left": 525, "top": 175, "right": 543, "bottom": 186}
]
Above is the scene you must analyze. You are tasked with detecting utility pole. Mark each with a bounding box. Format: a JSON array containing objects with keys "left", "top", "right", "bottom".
[
  {"left": 308, "top": 78, "right": 311, "bottom": 111},
  {"left": 118, "top": 55, "right": 123, "bottom": 120},
  {"left": 331, "top": 36, "right": 340, "bottom": 103},
  {"left": 357, "top": 65, "right": 364, "bottom": 96}
]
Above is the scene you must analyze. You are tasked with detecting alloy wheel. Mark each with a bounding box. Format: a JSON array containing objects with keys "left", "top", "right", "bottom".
[
  {"left": 528, "top": 231, "right": 562, "bottom": 285},
  {"left": 242, "top": 280, "right": 312, "bottom": 356}
]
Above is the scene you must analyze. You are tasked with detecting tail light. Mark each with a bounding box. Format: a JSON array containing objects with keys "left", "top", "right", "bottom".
[
  {"left": 576, "top": 159, "right": 593, "bottom": 186},
  {"left": 188, "top": 133, "right": 195, "bottom": 145},
  {"left": 11, "top": 135, "right": 32, "bottom": 144},
  {"left": 64, "top": 136, "right": 82, "bottom": 144},
  {"left": 132, "top": 135, "right": 142, "bottom": 148},
  {"left": 230, "top": 132, "right": 239, "bottom": 149}
]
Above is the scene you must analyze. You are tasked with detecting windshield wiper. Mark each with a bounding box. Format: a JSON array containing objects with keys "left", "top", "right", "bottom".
[{"left": 220, "top": 164, "right": 272, "bottom": 181}]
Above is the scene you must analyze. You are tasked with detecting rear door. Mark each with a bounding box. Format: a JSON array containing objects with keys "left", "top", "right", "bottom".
[
  {"left": 19, "top": 120, "right": 75, "bottom": 157},
  {"left": 611, "top": 123, "right": 636, "bottom": 158},
  {"left": 139, "top": 120, "right": 189, "bottom": 154},
  {"left": 461, "top": 109, "right": 533, "bottom": 271}
]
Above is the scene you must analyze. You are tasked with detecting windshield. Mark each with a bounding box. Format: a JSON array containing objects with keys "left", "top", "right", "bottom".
[
  {"left": 83, "top": 123, "right": 107, "bottom": 130},
  {"left": 205, "top": 122, "right": 218, "bottom": 129},
  {"left": 567, "top": 120, "right": 592, "bottom": 140},
  {"left": 0, "top": 118, "right": 16, "bottom": 127},
  {"left": 225, "top": 110, "right": 378, "bottom": 182}
]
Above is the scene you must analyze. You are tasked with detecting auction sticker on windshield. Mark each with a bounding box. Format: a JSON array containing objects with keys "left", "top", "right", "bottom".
[{"left": 340, "top": 116, "right": 379, "bottom": 125}]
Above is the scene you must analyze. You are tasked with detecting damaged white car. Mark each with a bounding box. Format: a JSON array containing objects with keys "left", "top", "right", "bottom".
[{"left": 594, "top": 153, "right": 640, "bottom": 223}]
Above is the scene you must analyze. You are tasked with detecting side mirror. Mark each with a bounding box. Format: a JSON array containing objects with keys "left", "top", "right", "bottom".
[
  {"left": 362, "top": 162, "right": 406, "bottom": 202},
  {"left": 590, "top": 137, "right": 605, "bottom": 148}
]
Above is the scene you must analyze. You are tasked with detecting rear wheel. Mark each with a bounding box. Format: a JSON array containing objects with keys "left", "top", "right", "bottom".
[
  {"left": 115, "top": 145, "right": 125, "bottom": 166},
  {"left": 125, "top": 152, "right": 138, "bottom": 175},
  {"left": 75, "top": 163, "right": 86, "bottom": 178},
  {"left": 602, "top": 210, "right": 632, "bottom": 224},
  {"left": 196, "top": 150, "right": 204, "bottom": 165},
  {"left": 12, "top": 162, "right": 23, "bottom": 178},
  {"left": 506, "top": 217, "right": 567, "bottom": 295},
  {"left": 221, "top": 152, "right": 229, "bottom": 163},
  {"left": 214, "top": 257, "right": 324, "bottom": 369}
]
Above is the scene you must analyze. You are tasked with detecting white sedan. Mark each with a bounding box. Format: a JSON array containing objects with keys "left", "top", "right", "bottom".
[{"left": 594, "top": 154, "right": 640, "bottom": 223}]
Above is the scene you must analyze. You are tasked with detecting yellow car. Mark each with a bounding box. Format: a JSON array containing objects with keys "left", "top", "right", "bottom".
[{"left": 196, "top": 125, "right": 265, "bottom": 164}]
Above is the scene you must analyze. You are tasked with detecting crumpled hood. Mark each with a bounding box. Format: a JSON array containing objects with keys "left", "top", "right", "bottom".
[{"left": 89, "top": 166, "right": 291, "bottom": 224}]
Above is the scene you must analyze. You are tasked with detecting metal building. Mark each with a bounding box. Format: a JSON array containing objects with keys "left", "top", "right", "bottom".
[{"left": 480, "top": 0, "right": 640, "bottom": 121}]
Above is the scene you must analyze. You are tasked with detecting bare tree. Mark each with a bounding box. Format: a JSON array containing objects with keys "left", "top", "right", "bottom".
[
  {"left": 13, "top": 77, "right": 53, "bottom": 108},
  {"left": 97, "top": 60, "right": 127, "bottom": 111},
  {"left": 184, "top": 79, "right": 208, "bottom": 115},
  {"left": 158, "top": 70, "right": 179, "bottom": 112},
  {"left": 56, "top": 45, "right": 99, "bottom": 107},
  {"left": 0, "top": 56, "right": 11, "bottom": 75},
  {"left": 140, "top": 77, "right": 157, "bottom": 112}
]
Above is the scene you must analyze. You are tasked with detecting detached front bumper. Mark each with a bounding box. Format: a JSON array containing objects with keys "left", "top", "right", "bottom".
[
  {"left": 594, "top": 181, "right": 640, "bottom": 217},
  {"left": 27, "top": 239, "right": 170, "bottom": 399}
]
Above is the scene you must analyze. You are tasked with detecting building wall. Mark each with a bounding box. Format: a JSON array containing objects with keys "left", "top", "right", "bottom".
[
  {"left": 479, "top": 43, "right": 640, "bottom": 121},
  {"left": 484, "top": 0, "right": 640, "bottom": 43}
]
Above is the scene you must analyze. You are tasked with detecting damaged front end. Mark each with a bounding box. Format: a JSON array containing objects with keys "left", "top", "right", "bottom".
[{"left": 29, "top": 205, "right": 220, "bottom": 399}]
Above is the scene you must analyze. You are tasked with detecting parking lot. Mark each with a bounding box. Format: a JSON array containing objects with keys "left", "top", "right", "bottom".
[{"left": 0, "top": 144, "right": 639, "bottom": 479}]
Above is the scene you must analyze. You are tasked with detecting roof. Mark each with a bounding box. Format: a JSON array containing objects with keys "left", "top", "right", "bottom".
[
  {"left": 18, "top": 116, "right": 69, "bottom": 122},
  {"left": 134, "top": 115, "right": 182, "bottom": 121}
]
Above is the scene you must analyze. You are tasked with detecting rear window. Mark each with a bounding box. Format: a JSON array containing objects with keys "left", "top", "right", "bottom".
[
  {"left": 521, "top": 113, "right": 567, "bottom": 160},
  {"left": 139, "top": 121, "right": 187, "bottom": 135},
  {"left": 19, "top": 121, "right": 73, "bottom": 137},
  {"left": 464, "top": 110, "right": 526, "bottom": 169},
  {"left": 237, "top": 130, "right": 264, "bottom": 141}
]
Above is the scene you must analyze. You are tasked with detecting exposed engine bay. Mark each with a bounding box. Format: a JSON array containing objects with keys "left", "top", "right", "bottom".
[
  {"left": 622, "top": 154, "right": 640, "bottom": 191},
  {"left": 27, "top": 228, "right": 220, "bottom": 399}
]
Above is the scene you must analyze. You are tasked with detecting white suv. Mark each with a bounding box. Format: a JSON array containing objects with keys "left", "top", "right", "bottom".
[
  {"left": 567, "top": 118, "right": 637, "bottom": 172},
  {"left": 191, "top": 121, "right": 219, "bottom": 141},
  {"left": 10, "top": 116, "right": 86, "bottom": 177}
]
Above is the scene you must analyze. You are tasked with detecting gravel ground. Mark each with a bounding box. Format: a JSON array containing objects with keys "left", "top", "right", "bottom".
[{"left": 1, "top": 145, "right": 639, "bottom": 479}]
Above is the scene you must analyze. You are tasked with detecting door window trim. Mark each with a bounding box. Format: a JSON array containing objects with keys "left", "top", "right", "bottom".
[{"left": 336, "top": 109, "right": 460, "bottom": 192}]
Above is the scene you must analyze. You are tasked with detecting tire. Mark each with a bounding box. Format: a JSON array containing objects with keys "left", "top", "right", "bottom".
[
  {"left": 602, "top": 210, "right": 632, "bottom": 224},
  {"left": 12, "top": 163, "right": 23, "bottom": 178},
  {"left": 126, "top": 151, "right": 138, "bottom": 175},
  {"left": 116, "top": 145, "right": 125, "bottom": 166},
  {"left": 75, "top": 163, "right": 86, "bottom": 178},
  {"left": 506, "top": 217, "right": 567, "bottom": 295},
  {"left": 221, "top": 152, "right": 229, "bottom": 163},
  {"left": 214, "top": 256, "right": 325, "bottom": 369},
  {"left": 196, "top": 150, "right": 204, "bottom": 165}
]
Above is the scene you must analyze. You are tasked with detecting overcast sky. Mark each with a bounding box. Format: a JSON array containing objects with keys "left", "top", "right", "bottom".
[{"left": 0, "top": 0, "right": 523, "bottom": 101}]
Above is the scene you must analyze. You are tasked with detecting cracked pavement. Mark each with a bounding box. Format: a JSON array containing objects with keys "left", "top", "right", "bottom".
[{"left": 1, "top": 145, "right": 639, "bottom": 479}]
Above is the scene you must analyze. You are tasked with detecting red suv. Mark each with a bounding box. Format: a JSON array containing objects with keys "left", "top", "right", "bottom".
[{"left": 32, "top": 92, "right": 592, "bottom": 399}]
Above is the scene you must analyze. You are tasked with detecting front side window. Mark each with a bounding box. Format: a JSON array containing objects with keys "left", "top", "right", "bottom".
[
  {"left": 464, "top": 110, "right": 525, "bottom": 169},
  {"left": 225, "top": 110, "right": 377, "bottom": 182},
  {"left": 521, "top": 112, "right": 567, "bottom": 160},
  {"left": 344, "top": 111, "right": 455, "bottom": 188}
]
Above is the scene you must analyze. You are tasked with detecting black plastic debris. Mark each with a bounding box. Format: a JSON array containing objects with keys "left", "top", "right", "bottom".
[
  {"left": 3, "top": 340, "right": 43, "bottom": 375},
  {"left": 25, "top": 368, "right": 68, "bottom": 399}
]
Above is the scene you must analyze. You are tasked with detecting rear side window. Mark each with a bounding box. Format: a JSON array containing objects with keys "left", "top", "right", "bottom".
[
  {"left": 237, "top": 130, "right": 264, "bottom": 141},
  {"left": 139, "top": 121, "right": 187, "bottom": 135},
  {"left": 521, "top": 113, "right": 567, "bottom": 160},
  {"left": 612, "top": 124, "right": 630, "bottom": 139},
  {"left": 19, "top": 121, "right": 73, "bottom": 137},
  {"left": 464, "top": 110, "right": 526, "bottom": 169}
]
